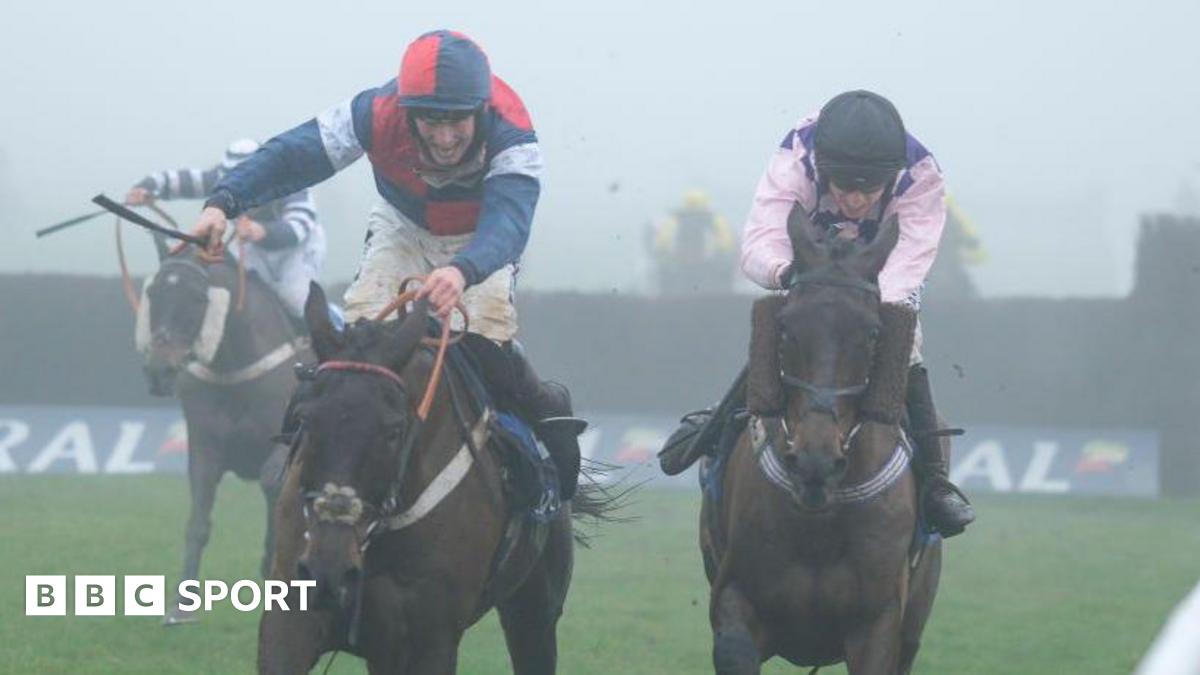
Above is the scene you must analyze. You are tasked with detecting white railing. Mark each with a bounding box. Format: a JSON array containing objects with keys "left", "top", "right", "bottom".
[{"left": 1135, "top": 578, "right": 1200, "bottom": 674}]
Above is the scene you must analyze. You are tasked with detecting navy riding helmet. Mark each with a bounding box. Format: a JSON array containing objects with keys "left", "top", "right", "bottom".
[{"left": 814, "top": 90, "right": 907, "bottom": 191}]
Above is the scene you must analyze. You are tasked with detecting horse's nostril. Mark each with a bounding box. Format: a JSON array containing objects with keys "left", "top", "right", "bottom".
[
  {"left": 783, "top": 454, "right": 801, "bottom": 471},
  {"left": 833, "top": 458, "right": 848, "bottom": 474}
]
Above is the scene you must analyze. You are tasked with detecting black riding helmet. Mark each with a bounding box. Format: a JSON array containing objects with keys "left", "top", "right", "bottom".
[{"left": 814, "top": 90, "right": 907, "bottom": 191}]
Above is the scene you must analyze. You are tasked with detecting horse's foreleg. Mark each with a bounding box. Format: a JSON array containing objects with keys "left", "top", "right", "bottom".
[
  {"left": 403, "top": 638, "right": 461, "bottom": 675},
  {"left": 711, "top": 582, "right": 765, "bottom": 675},
  {"left": 898, "top": 543, "right": 942, "bottom": 675},
  {"left": 843, "top": 601, "right": 904, "bottom": 675},
  {"left": 258, "top": 444, "right": 288, "bottom": 579},
  {"left": 164, "top": 449, "right": 223, "bottom": 625},
  {"left": 498, "top": 516, "right": 574, "bottom": 675}
]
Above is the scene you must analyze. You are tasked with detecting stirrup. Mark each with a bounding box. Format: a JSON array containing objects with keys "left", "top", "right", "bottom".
[
  {"left": 918, "top": 475, "right": 974, "bottom": 537},
  {"left": 911, "top": 426, "right": 965, "bottom": 440}
]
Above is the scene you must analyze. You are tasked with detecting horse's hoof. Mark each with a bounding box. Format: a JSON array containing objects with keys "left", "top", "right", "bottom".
[{"left": 161, "top": 607, "right": 198, "bottom": 627}]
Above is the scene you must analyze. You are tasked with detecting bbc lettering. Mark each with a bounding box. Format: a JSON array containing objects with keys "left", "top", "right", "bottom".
[{"left": 25, "top": 576, "right": 315, "bottom": 615}]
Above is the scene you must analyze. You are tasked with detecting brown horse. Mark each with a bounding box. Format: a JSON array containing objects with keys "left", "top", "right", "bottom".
[
  {"left": 700, "top": 213, "right": 942, "bottom": 674},
  {"left": 258, "top": 283, "right": 606, "bottom": 674},
  {"left": 139, "top": 251, "right": 305, "bottom": 625}
]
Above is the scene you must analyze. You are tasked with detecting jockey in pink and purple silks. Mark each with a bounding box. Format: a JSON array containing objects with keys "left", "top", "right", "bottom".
[{"left": 741, "top": 90, "right": 975, "bottom": 537}]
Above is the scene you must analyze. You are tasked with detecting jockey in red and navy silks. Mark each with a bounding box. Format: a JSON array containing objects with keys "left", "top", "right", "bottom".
[
  {"left": 184, "top": 30, "right": 585, "bottom": 500},
  {"left": 198, "top": 32, "right": 539, "bottom": 300}
]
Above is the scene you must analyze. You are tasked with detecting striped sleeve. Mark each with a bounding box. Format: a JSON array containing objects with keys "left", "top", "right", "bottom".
[
  {"left": 256, "top": 190, "right": 316, "bottom": 250},
  {"left": 280, "top": 189, "right": 317, "bottom": 243},
  {"left": 135, "top": 167, "right": 220, "bottom": 200}
]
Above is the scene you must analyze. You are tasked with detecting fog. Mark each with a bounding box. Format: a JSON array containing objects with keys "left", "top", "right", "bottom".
[{"left": 2, "top": 0, "right": 1197, "bottom": 296}]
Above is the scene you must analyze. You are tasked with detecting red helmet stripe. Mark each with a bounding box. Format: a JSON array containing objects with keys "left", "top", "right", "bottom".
[{"left": 399, "top": 33, "right": 441, "bottom": 98}]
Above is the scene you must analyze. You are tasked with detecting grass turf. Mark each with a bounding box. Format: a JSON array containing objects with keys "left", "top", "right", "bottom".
[{"left": 1, "top": 476, "right": 1197, "bottom": 674}]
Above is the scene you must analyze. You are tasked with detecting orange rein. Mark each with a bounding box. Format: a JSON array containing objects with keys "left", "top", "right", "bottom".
[
  {"left": 115, "top": 214, "right": 141, "bottom": 313},
  {"left": 115, "top": 200, "right": 184, "bottom": 314},
  {"left": 372, "top": 276, "right": 469, "bottom": 421}
]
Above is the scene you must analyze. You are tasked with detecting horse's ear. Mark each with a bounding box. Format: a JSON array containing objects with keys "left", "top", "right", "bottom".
[
  {"left": 851, "top": 214, "right": 900, "bottom": 280},
  {"left": 304, "top": 282, "right": 341, "bottom": 361},
  {"left": 384, "top": 297, "right": 430, "bottom": 368},
  {"left": 786, "top": 202, "right": 824, "bottom": 278}
]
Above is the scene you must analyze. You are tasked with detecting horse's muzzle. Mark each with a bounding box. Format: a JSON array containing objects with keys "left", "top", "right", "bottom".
[
  {"left": 796, "top": 484, "right": 834, "bottom": 512},
  {"left": 296, "top": 530, "right": 364, "bottom": 613},
  {"left": 144, "top": 339, "right": 191, "bottom": 397},
  {"left": 295, "top": 558, "right": 362, "bottom": 612}
]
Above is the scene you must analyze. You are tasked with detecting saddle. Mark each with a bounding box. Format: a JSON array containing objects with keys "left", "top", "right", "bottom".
[
  {"left": 442, "top": 334, "right": 564, "bottom": 611},
  {"left": 444, "top": 335, "right": 562, "bottom": 523}
]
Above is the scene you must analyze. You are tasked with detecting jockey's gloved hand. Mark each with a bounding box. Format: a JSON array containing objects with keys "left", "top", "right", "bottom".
[
  {"left": 191, "top": 206, "right": 229, "bottom": 258},
  {"left": 418, "top": 266, "right": 466, "bottom": 318},
  {"left": 235, "top": 216, "right": 267, "bottom": 243},
  {"left": 125, "top": 187, "right": 152, "bottom": 206}
]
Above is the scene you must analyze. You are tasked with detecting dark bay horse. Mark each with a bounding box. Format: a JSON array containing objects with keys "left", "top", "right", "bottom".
[
  {"left": 259, "top": 283, "right": 605, "bottom": 674},
  {"left": 701, "top": 214, "right": 942, "bottom": 674},
  {"left": 139, "top": 250, "right": 307, "bottom": 625}
]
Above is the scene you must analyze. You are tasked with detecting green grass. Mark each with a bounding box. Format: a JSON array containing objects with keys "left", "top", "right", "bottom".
[{"left": 1, "top": 477, "right": 1197, "bottom": 674}]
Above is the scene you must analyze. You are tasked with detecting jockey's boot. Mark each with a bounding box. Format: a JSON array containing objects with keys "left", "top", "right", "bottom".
[
  {"left": 907, "top": 364, "right": 975, "bottom": 537},
  {"left": 659, "top": 366, "right": 747, "bottom": 476},
  {"left": 504, "top": 342, "right": 586, "bottom": 500}
]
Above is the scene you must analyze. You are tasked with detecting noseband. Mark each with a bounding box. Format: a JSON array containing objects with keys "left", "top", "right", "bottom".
[{"left": 780, "top": 271, "right": 880, "bottom": 424}]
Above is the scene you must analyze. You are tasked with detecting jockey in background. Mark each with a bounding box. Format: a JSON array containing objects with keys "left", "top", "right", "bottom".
[
  {"left": 180, "top": 30, "right": 584, "bottom": 499},
  {"left": 648, "top": 190, "right": 737, "bottom": 294},
  {"left": 741, "top": 90, "right": 975, "bottom": 536},
  {"left": 126, "top": 139, "right": 327, "bottom": 324}
]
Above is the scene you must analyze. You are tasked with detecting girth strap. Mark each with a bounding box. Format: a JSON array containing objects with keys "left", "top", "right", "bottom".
[{"left": 375, "top": 410, "right": 492, "bottom": 533}]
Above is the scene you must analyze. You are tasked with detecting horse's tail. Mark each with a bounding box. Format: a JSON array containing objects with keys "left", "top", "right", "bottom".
[{"left": 569, "top": 458, "right": 639, "bottom": 546}]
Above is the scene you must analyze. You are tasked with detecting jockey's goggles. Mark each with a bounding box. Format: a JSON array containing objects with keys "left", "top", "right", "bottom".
[
  {"left": 409, "top": 107, "right": 477, "bottom": 123},
  {"left": 825, "top": 167, "right": 895, "bottom": 194}
]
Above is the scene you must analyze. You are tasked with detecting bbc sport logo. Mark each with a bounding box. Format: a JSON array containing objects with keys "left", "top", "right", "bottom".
[{"left": 25, "top": 576, "right": 316, "bottom": 616}]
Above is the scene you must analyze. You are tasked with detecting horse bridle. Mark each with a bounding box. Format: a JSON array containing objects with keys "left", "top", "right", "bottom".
[
  {"left": 297, "top": 282, "right": 466, "bottom": 552},
  {"left": 774, "top": 271, "right": 881, "bottom": 451},
  {"left": 299, "top": 359, "right": 424, "bottom": 552}
]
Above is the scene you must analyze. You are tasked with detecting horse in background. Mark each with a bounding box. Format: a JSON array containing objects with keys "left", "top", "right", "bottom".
[{"left": 138, "top": 249, "right": 307, "bottom": 625}]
